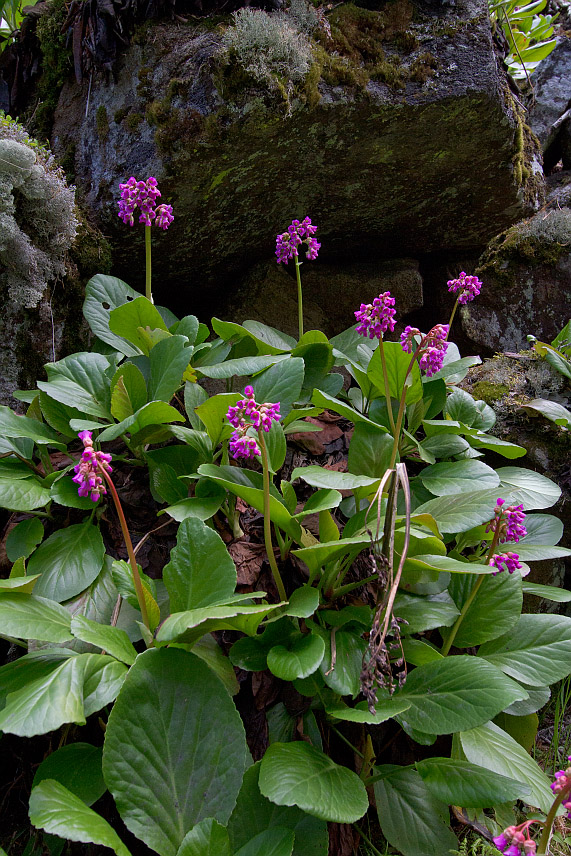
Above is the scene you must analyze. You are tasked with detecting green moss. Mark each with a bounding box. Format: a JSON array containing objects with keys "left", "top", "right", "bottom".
[
  {"left": 326, "top": 1, "right": 413, "bottom": 69},
  {"left": 137, "top": 66, "right": 153, "bottom": 99},
  {"left": 370, "top": 56, "right": 405, "bottom": 89},
  {"left": 471, "top": 381, "right": 510, "bottom": 405},
  {"left": 409, "top": 52, "right": 438, "bottom": 83},
  {"left": 32, "top": 0, "right": 73, "bottom": 139},
  {"left": 125, "top": 112, "right": 144, "bottom": 132},
  {"left": 69, "top": 217, "right": 113, "bottom": 279},
  {"left": 114, "top": 106, "right": 131, "bottom": 124},
  {"left": 95, "top": 106, "right": 109, "bottom": 142}
]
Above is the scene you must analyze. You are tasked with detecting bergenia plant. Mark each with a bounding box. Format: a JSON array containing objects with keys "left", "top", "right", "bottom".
[
  {"left": 355, "top": 291, "right": 397, "bottom": 431},
  {"left": 118, "top": 176, "right": 174, "bottom": 302},
  {"left": 227, "top": 386, "right": 285, "bottom": 600},
  {"left": 276, "top": 216, "right": 320, "bottom": 339}
]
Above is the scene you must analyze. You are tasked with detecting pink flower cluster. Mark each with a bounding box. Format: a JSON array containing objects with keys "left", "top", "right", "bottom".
[
  {"left": 118, "top": 177, "right": 174, "bottom": 230},
  {"left": 355, "top": 292, "right": 397, "bottom": 339},
  {"left": 276, "top": 217, "right": 320, "bottom": 264},
  {"left": 490, "top": 552, "right": 522, "bottom": 576},
  {"left": 486, "top": 498, "right": 527, "bottom": 543},
  {"left": 447, "top": 271, "right": 482, "bottom": 304},
  {"left": 493, "top": 824, "right": 536, "bottom": 855},
  {"left": 72, "top": 431, "right": 112, "bottom": 502},
  {"left": 226, "top": 386, "right": 281, "bottom": 460},
  {"left": 551, "top": 758, "right": 571, "bottom": 819},
  {"left": 401, "top": 323, "right": 449, "bottom": 377}
]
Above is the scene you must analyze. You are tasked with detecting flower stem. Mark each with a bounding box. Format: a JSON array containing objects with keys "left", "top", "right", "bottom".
[
  {"left": 378, "top": 337, "right": 396, "bottom": 434},
  {"left": 441, "top": 528, "right": 501, "bottom": 656},
  {"left": 294, "top": 256, "right": 304, "bottom": 340},
  {"left": 145, "top": 224, "right": 153, "bottom": 303},
  {"left": 258, "top": 432, "right": 287, "bottom": 602},
  {"left": 537, "top": 786, "right": 570, "bottom": 855},
  {"left": 446, "top": 299, "right": 459, "bottom": 338},
  {"left": 98, "top": 466, "right": 151, "bottom": 634}
]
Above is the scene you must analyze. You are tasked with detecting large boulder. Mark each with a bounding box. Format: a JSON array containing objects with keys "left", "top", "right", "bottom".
[
  {"left": 529, "top": 36, "right": 571, "bottom": 171},
  {"left": 48, "top": 0, "right": 543, "bottom": 317}
]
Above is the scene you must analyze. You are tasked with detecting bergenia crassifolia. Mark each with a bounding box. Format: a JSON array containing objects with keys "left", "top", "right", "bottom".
[
  {"left": 447, "top": 271, "right": 483, "bottom": 334},
  {"left": 355, "top": 291, "right": 398, "bottom": 431},
  {"left": 276, "top": 217, "right": 320, "bottom": 340},
  {"left": 118, "top": 176, "right": 174, "bottom": 302},
  {"left": 73, "top": 430, "right": 112, "bottom": 502},
  {"left": 401, "top": 323, "right": 449, "bottom": 377}
]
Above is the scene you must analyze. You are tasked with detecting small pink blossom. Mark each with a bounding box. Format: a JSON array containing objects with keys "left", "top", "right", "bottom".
[
  {"left": 72, "top": 431, "right": 112, "bottom": 502},
  {"left": 118, "top": 176, "right": 174, "bottom": 230},
  {"left": 226, "top": 386, "right": 281, "bottom": 461},
  {"left": 276, "top": 217, "right": 320, "bottom": 264},
  {"left": 447, "top": 271, "right": 482, "bottom": 304},
  {"left": 355, "top": 292, "right": 396, "bottom": 339}
]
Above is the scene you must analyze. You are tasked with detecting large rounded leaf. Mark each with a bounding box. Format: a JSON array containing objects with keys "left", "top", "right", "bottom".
[
  {"left": 397, "top": 657, "right": 528, "bottom": 734},
  {"left": 29, "top": 780, "right": 131, "bottom": 856},
  {"left": 496, "top": 467, "right": 561, "bottom": 510},
  {"left": 102, "top": 648, "right": 249, "bottom": 856},
  {"left": 448, "top": 570, "right": 522, "bottom": 647},
  {"left": 29, "top": 521, "right": 105, "bottom": 602},
  {"left": 419, "top": 460, "right": 499, "bottom": 497},
  {"left": 267, "top": 634, "right": 325, "bottom": 681},
  {"left": 33, "top": 743, "right": 106, "bottom": 807},
  {"left": 176, "top": 819, "right": 231, "bottom": 856},
  {"left": 415, "top": 758, "right": 528, "bottom": 808},
  {"left": 0, "top": 593, "right": 73, "bottom": 643},
  {"left": 258, "top": 742, "right": 368, "bottom": 823}
]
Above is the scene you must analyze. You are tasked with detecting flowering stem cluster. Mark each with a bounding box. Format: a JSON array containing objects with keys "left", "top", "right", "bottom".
[
  {"left": 226, "top": 387, "right": 285, "bottom": 601},
  {"left": 354, "top": 292, "right": 397, "bottom": 431},
  {"left": 446, "top": 271, "right": 483, "bottom": 337},
  {"left": 536, "top": 758, "right": 571, "bottom": 855},
  {"left": 276, "top": 217, "right": 320, "bottom": 340}
]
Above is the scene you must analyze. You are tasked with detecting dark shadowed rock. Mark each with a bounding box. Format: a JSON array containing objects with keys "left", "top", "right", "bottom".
[
  {"left": 49, "top": 0, "right": 543, "bottom": 318},
  {"left": 529, "top": 36, "right": 571, "bottom": 171}
]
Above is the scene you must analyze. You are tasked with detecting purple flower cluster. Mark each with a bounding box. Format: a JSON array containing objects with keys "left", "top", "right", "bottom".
[
  {"left": 485, "top": 498, "right": 527, "bottom": 543},
  {"left": 118, "top": 177, "right": 174, "bottom": 230},
  {"left": 355, "top": 292, "right": 397, "bottom": 339},
  {"left": 447, "top": 271, "right": 482, "bottom": 304},
  {"left": 276, "top": 217, "right": 320, "bottom": 264},
  {"left": 551, "top": 758, "right": 571, "bottom": 819},
  {"left": 400, "top": 323, "right": 449, "bottom": 377},
  {"left": 493, "top": 825, "right": 536, "bottom": 855},
  {"left": 72, "top": 431, "right": 112, "bottom": 502},
  {"left": 226, "top": 386, "right": 281, "bottom": 460},
  {"left": 490, "top": 552, "right": 522, "bottom": 576}
]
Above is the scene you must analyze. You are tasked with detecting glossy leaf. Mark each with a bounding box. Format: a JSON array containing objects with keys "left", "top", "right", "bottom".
[
  {"left": 419, "top": 460, "right": 499, "bottom": 496},
  {"left": 326, "top": 698, "right": 411, "bottom": 724},
  {"left": 0, "top": 593, "right": 73, "bottom": 643},
  {"left": 415, "top": 757, "right": 528, "bottom": 808},
  {"left": 0, "top": 477, "right": 52, "bottom": 511},
  {"left": 102, "top": 648, "right": 249, "bottom": 856},
  {"left": 176, "top": 819, "right": 231, "bottom": 856},
  {"left": 252, "top": 358, "right": 305, "bottom": 415},
  {"left": 50, "top": 474, "right": 98, "bottom": 510},
  {"left": 477, "top": 614, "right": 571, "bottom": 686},
  {"left": 30, "top": 780, "right": 131, "bottom": 856},
  {"left": 70, "top": 615, "right": 137, "bottom": 666},
  {"left": 460, "top": 721, "right": 555, "bottom": 813},
  {"left": 0, "top": 405, "right": 66, "bottom": 448},
  {"left": 267, "top": 633, "right": 325, "bottom": 681},
  {"left": 521, "top": 582, "right": 571, "bottom": 602},
  {"left": 29, "top": 521, "right": 105, "bottom": 602},
  {"left": 393, "top": 591, "right": 460, "bottom": 634},
  {"left": 373, "top": 765, "right": 457, "bottom": 856},
  {"left": 235, "top": 829, "right": 295, "bottom": 856},
  {"left": 448, "top": 570, "right": 522, "bottom": 647},
  {"left": 496, "top": 466, "right": 561, "bottom": 510},
  {"left": 157, "top": 603, "right": 278, "bottom": 645},
  {"left": 195, "top": 393, "right": 241, "bottom": 447},
  {"left": 33, "top": 744, "right": 106, "bottom": 807},
  {"left": 414, "top": 490, "right": 499, "bottom": 533},
  {"left": 197, "top": 354, "right": 289, "bottom": 379},
  {"left": 367, "top": 341, "right": 422, "bottom": 404},
  {"left": 108, "top": 296, "right": 169, "bottom": 354},
  {"left": 397, "top": 656, "right": 527, "bottom": 734},
  {"left": 83, "top": 274, "right": 142, "bottom": 356},
  {"left": 5, "top": 517, "right": 44, "bottom": 561},
  {"left": 98, "top": 401, "right": 184, "bottom": 442},
  {"left": 38, "top": 353, "right": 113, "bottom": 420},
  {"left": 259, "top": 742, "right": 368, "bottom": 823},
  {"left": 148, "top": 336, "right": 193, "bottom": 402},
  {"left": 110, "top": 363, "right": 147, "bottom": 419}
]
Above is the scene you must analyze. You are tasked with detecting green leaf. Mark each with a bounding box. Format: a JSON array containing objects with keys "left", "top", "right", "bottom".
[
  {"left": 102, "top": 648, "right": 249, "bottom": 856},
  {"left": 373, "top": 765, "right": 457, "bottom": 856},
  {"left": 33, "top": 744, "right": 106, "bottom": 807},
  {"left": 393, "top": 591, "right": 460, "bottom": 634},
  {"left": 197, "top": 355, "right": 289, "bottom": 379},
  {"left": 291, "top": 465, "right": 378, "bottom": 491},
  {"left": 98, "top": 401, "right": 184, "bottom": 442},
  {"left": 293, "top": 489, "right": 341, "bottom": 520},
  {"left": 83, "top": 275, "right": 143, "bottom": 356},
  {"left": 235, "top": 829, "right": 295, "bottom": 856},
  {"left": 521, "top": 582, "right": 571, "bottom": 602},
  {"left": 29, "top": 521, "right": 105, "bottom": 602},
  {"left": 428, "top": 355, "right": 481, "bottom": 384},
  {"left": 419, "top": 460, "right": 499, "bottom": 496},
  {"left": 0, "top": 458, "right": 38, "bottom": 479},
  {"left": 414, "top": 490, "right": 499, "bottom": 533},
  {"left": 367, "top": 341, "right": 422, "bottom": 404},
  {"left": 504, "top": 685, "right": 551, "bottom": 716},
  {"left": 326, "top": 698, "right": 411, "bottom": 724},
  {"left": 445, "top": 388, "right": 478, "bottom": 425},
  {"left": 184, "top": 382, "right": 208, "bottom": 428},
  {"left": 522, "top": 398, "right": 571, "bottom": 429},
  {"left": 228, "top": 762, "right": 328, "bottom": 856},
  {"left": 460, "top": 721, "right": 555, "bottom": 813},
  {"left": 161, "top": 482, "right": 226, "bottom": 523},
  {"left": 477, "top": 614, "right": 571, "bottom": 686},
  {"left": 38, "top": 353, "right": 113, "bottom": 420},
  {"left": 311, "top": 389, "right": 385, "bottom": 429},
  {"left": 292, "top": 535, "right": 370, "bottom": 577},
  {"left": 467, "top": 433, "right": 526, "bottom": 459},
  {"left": 317, "top": 627, "right": 367, "bottom": 697},
  {"left": 29, "top": 780, "right": 131, "bottom": 856},
  {"left": 108, "top": 296, "right": 169, "bottom": 354},
  {"left": 242, "top": 320, "right": 297, "bottom": 350},
  {"left": 70, "top": 615, "right": 137, "bottom": 666},
  {"left": 198, "top": 464, "right": 302, "bottom": 542},
  {"left": 0, "top": 593, "right": 73, "bottom": 642},
  {"left": 347, "top": 423, "right": 393, "bottom": 486},
  {"left": 259, "top": 742, "right": 368, "bottom": 823},
  {"left": 253, "top": 358, "right": 305, "bottom": 414},
  {"left": 191, "top": 634, "right": 239, "bottom": 696},
  {"left": 496, "top": 466, "right": 561, "bottom": 510},
  {"left": 264, "top": 419, "right": 287, "bottom": 474},
  {"left": 50, "top": 472, "right": 100, "bottom": 509},
  {"left": 110, "top": 363, "right": 147, "bottom": 420},
  {"left": 0, "top": 572, "right": 40, "bottom": 592},
  {"left": 401, "top": 639, "right": 443, "bottom": 666},
  {"left": 0, "top": 405, "right": 66, "bottom": 448},
  {"left": 397, "top": 656, "right": 528, "bottom": 734},
  {"left": 157, "top": 603, "right": 278, "bottom": 645},
  {"left": 212, "top": 318, "right": 293, "bottom": 355},
  {"left": 81, "top": 653, "right": 128, "bottom": 717},
  {"left": 419, "top": 434, "right": 470, "bottom": 459},
  {"left": 164, "top": 517, "right": 237, "bottom": 612},
  {"left": 267, "top": 633, "right": 325, "bottom": 681},
  {"left": 0, "top": 477, "right": 52, "bottom": 511},
  {"left": 415, "top": 757, "right": 528, "bottom": 808},
  {"left": 5, "top": 517, "right": 44, "bottom": 561},
  {"left": 448, "top": 570, "right": 522, "bottom": 647},
  {"left": 176, "top": 819, "right": 231, "bottom": 856},
  {"left": 148, "top": 336, "right": 194, "bottom": 402},
  {"left": 111, "top": 560, "right": 161, "bottom": 632}
]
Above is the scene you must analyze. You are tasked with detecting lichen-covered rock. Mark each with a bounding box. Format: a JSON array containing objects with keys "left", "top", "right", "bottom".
[
  {"left": 49, "top": 0, "right": 543, "bottom": 318},
  {"left": 460, "top": 208, "right": 571, "bottom": 353},
  {"left": 0, "top": 122, "right": 78, "bottom": 308}
]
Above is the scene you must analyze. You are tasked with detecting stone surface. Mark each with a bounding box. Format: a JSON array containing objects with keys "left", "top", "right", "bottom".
[
  {"left": 529, "top": 36, "right": 571, "bottom": 169},
  {"left": 461, "top": 208, "right": 571, "bottom": 354},
  {"left": 227, "top": 257, "right": 423, "bottom": 338},
  {"left": 49, "top": 0, "right": 543, "bottom": 320}
]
